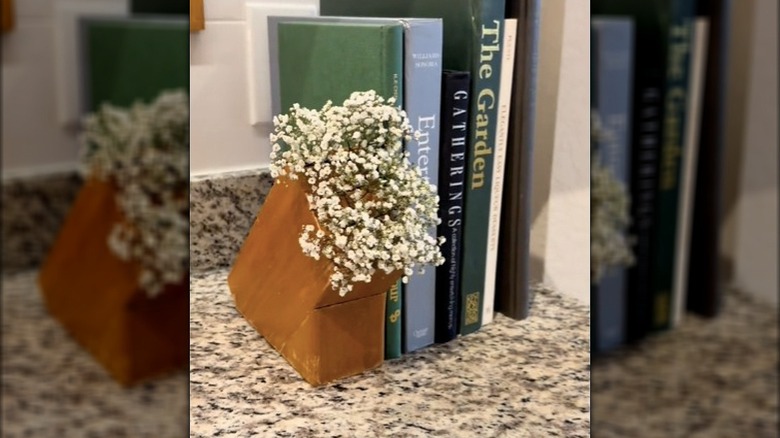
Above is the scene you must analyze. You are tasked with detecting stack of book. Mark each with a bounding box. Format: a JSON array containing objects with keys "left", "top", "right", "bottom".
[
  {"left": 592, "top": 0, "right": 731, "bottom": 354},
  {"left": 267, "top": 0, "right": 542, "bottom": 360}
]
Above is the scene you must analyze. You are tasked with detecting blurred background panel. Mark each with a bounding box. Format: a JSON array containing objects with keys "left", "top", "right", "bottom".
[
  {"left": 591, "top": 0, "right": 777, "bottom": 436},
  {"left": 1, "top": 1, "right": 189, "bottom": 437}
]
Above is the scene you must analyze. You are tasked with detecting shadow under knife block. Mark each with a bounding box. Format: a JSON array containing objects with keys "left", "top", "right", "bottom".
[
  {"left": 228, "top": 175, "right": 400, "bottom": 386},
  {"left": 37, "top": 178, "right": 188, "bottom": 387}
]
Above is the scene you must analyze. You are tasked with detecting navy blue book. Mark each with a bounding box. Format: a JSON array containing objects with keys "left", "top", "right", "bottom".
[
  {"left": 591, "top": 17, "right": 635, "bottom": 353},
  {"left": 434, "top": 70, "right": 470, "bottom": 343}
]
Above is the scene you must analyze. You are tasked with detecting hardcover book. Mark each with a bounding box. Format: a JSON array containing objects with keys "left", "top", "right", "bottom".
[
  {"left": 591, "top": 16, "right": 635, "bottom": 353},
  {"left": 80, "top": 17, "right": 189, "bottom": 111},
  {"left": 496, "top": 0, "right": 541, "bottom": 321},
  {"left": 385, "top": 281, "right": 402, "bottom": 358},
  {"left": 651, "top": 0, "right": 696, "bottom": 331},
  {"left": 687, "top": 0, "right": 730, "bottom": 318},
  {"left": 435, "top": 70, "right": 471, "bottom": 343},
  {"left": 482, "top": 18, "right": 517, "bottom": 326},
  {"left": 321, "top": 0, "right": 507, "bottom": 336},
  {"left": 269, "top": 20, "right": 404, "bottom": 115},
  {"left": 396, "top": 19, "right": 444, "bottom": 353},
  {"left": 672, "top": 17, "right": 708, "bottom": 327}
]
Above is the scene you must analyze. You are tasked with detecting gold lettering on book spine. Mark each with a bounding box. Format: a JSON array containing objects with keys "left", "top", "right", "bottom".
[
  {"left": 470, "top": 20, "right": 501, "bottom": 190},
  {"left": 465, "top": 292, "right": 480, "bottom": 325}
]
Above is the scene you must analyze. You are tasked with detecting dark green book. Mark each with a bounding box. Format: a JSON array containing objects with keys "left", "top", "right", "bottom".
[
  {"left": 270, "top": 21, "right": 404, "bottom": 114},
  {"left": 269, "top": 19, "right": 404, "bottom": 357},
  {"left": 321, "top": 0, "right": 506, "bottom": 336},
  {"left": 651, "top": 0, "right": 696, "bottom": 330},
  {"left": 80, "top": 17, "right": 189, "bottom": 110},
  {"left": 385, "top": 281, "right": 402, "bottom": 358},
  {"left": 652, "top": 0, "right": 696, "bottom": 331},
  {"left": 130, "top": 0, "right": 188, "bottom": 15}
]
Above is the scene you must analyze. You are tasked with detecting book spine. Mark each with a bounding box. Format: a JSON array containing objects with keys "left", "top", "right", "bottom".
[
  {"left": 687, "top": 0, "right": 730, "bottom": 318},
  {"left": 384, "top": 281, "right": 402, "bottom": 358},
  {"left": 591, "top": 17, "right": 635, "bottom": 353},
  {"left": 434, "top": 70, "right": 470, "bottom": 344},
  {"left": 672, "top": 17, "right": 708, "bottom": 328},
  {"left": 482, "top": 18, "right": 517, "bottom": 326},
  {"left": 400, "top": 20, "right": 443, "bottom": 353},
  {"left": 496, "top": 0, "right": 540, "bottom": 321},
  {"left": 652, "top": 0, "right": 696, "bottom": 331},
  {"left": 459, "top": 0, "right": 506, "bottom": 335},
  {"left": 381, "top": 25, "right": 405, "bottom": 107}
]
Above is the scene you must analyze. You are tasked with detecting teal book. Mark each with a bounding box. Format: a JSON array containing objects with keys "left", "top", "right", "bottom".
[
  {"left": 269, "top": 20, "right": 403, "bottom": 115},
  {"left": 80, "top": 17, "right": 189, "bottom": 110},
  {"left": 321, "top": 0, "right": 506, "bottom": 335}
]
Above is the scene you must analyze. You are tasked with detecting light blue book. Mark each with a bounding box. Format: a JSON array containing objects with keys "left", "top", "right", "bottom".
[
  {"left": 397, "top": 19, "right": 443, "bottom": 353},
  {"left": 592, "top": 17, "right": 634, "bottom": 353}
]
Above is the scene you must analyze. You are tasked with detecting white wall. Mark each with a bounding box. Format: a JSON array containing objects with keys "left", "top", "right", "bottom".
[
  {"left": 730, "top": 0, "right": 778, "bottom": 306},
  {"left": 530, "top": 0, "right": 590, "bottom": 305},
  {"left": 190, "top": 0, "right": 318, "bottom": 176},
  {"left": 2, "top": 1, "right": 80, "bottom": 178},
  {"left": 1, "top": 0, "right": 127, "bottom": 180}
]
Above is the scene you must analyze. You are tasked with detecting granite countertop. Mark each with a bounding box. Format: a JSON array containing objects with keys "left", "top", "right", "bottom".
[
  {"left": 189, "top": 269, "right": 590, "bottom": 437},
  {"left": 1, "top": 271, "right": 188, "bottom": 438},
  {"left": 592, "top": 287, "right": 778, "bottom": 437}
]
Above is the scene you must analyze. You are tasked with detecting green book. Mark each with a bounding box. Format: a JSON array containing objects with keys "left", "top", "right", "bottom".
[
  {"left": 269, "top": 19, "right": 405, "bottom": 357},
  {"left": 385, "top": 281, "right": 402, "bottom": 359},
  {"left": 270, "top": 21, "right": 404, "bottom": 114},
  {"left": 81, "top": 17, "right": 189, "bottom": 110},
  {"left": 653, "top": 0, "right": 696, "bottom": 331},
  {"left": 321, "top": 0, "right": 506, "bottom": 335}
]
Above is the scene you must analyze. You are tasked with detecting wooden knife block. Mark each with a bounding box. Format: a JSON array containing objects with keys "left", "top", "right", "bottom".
[
  {"left": 38, "top": 178, "right": 188, "bottom": 387},
  {"left": 228, "top": 175, "right": 400, "bottom": 386}
]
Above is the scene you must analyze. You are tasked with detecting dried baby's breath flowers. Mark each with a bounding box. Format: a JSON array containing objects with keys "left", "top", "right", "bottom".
[
  {"left": 81, "top": 90, "right": 189, "bottom": 297},
  {"left": 591, "top": 112, "right": 635, "bottom": 283},
  {"left": 270, "top": 90, "right": 445, "bottom": 296}
]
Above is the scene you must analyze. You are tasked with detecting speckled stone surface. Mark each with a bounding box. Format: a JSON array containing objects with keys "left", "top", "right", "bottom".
[
  {"left": 189, "top": 270, "right": 591, "bottom": 437},
  {"left": 592, "top": 288, "right": 778, "bottom": 437},
  {"left": 189, "top": 169, "right": 274, "bottom": 272},
  {"left": 1, "top": 173, "right": 82, "bottom": 273},
  {"left": 1, "top": 271, "right": 188, "bottom": 438}
]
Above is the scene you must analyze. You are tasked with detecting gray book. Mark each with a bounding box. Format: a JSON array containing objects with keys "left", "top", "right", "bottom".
[
  {"left": 591, "top": 16, "right": 634, "bottom": 353},
  {"left": 397, "top": 19, "right": 443, "bottom": 353}
]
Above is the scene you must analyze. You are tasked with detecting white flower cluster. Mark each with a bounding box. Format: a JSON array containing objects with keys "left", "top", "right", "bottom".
[
  {"left": 269, "top": 90, "right": 445, "bottom": 296},
  {"left": 81, "top": 90, "right": 189, "bottom": 298},
  {"left": 591, "top": 112, "right": 635, "bottom": 283}
]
